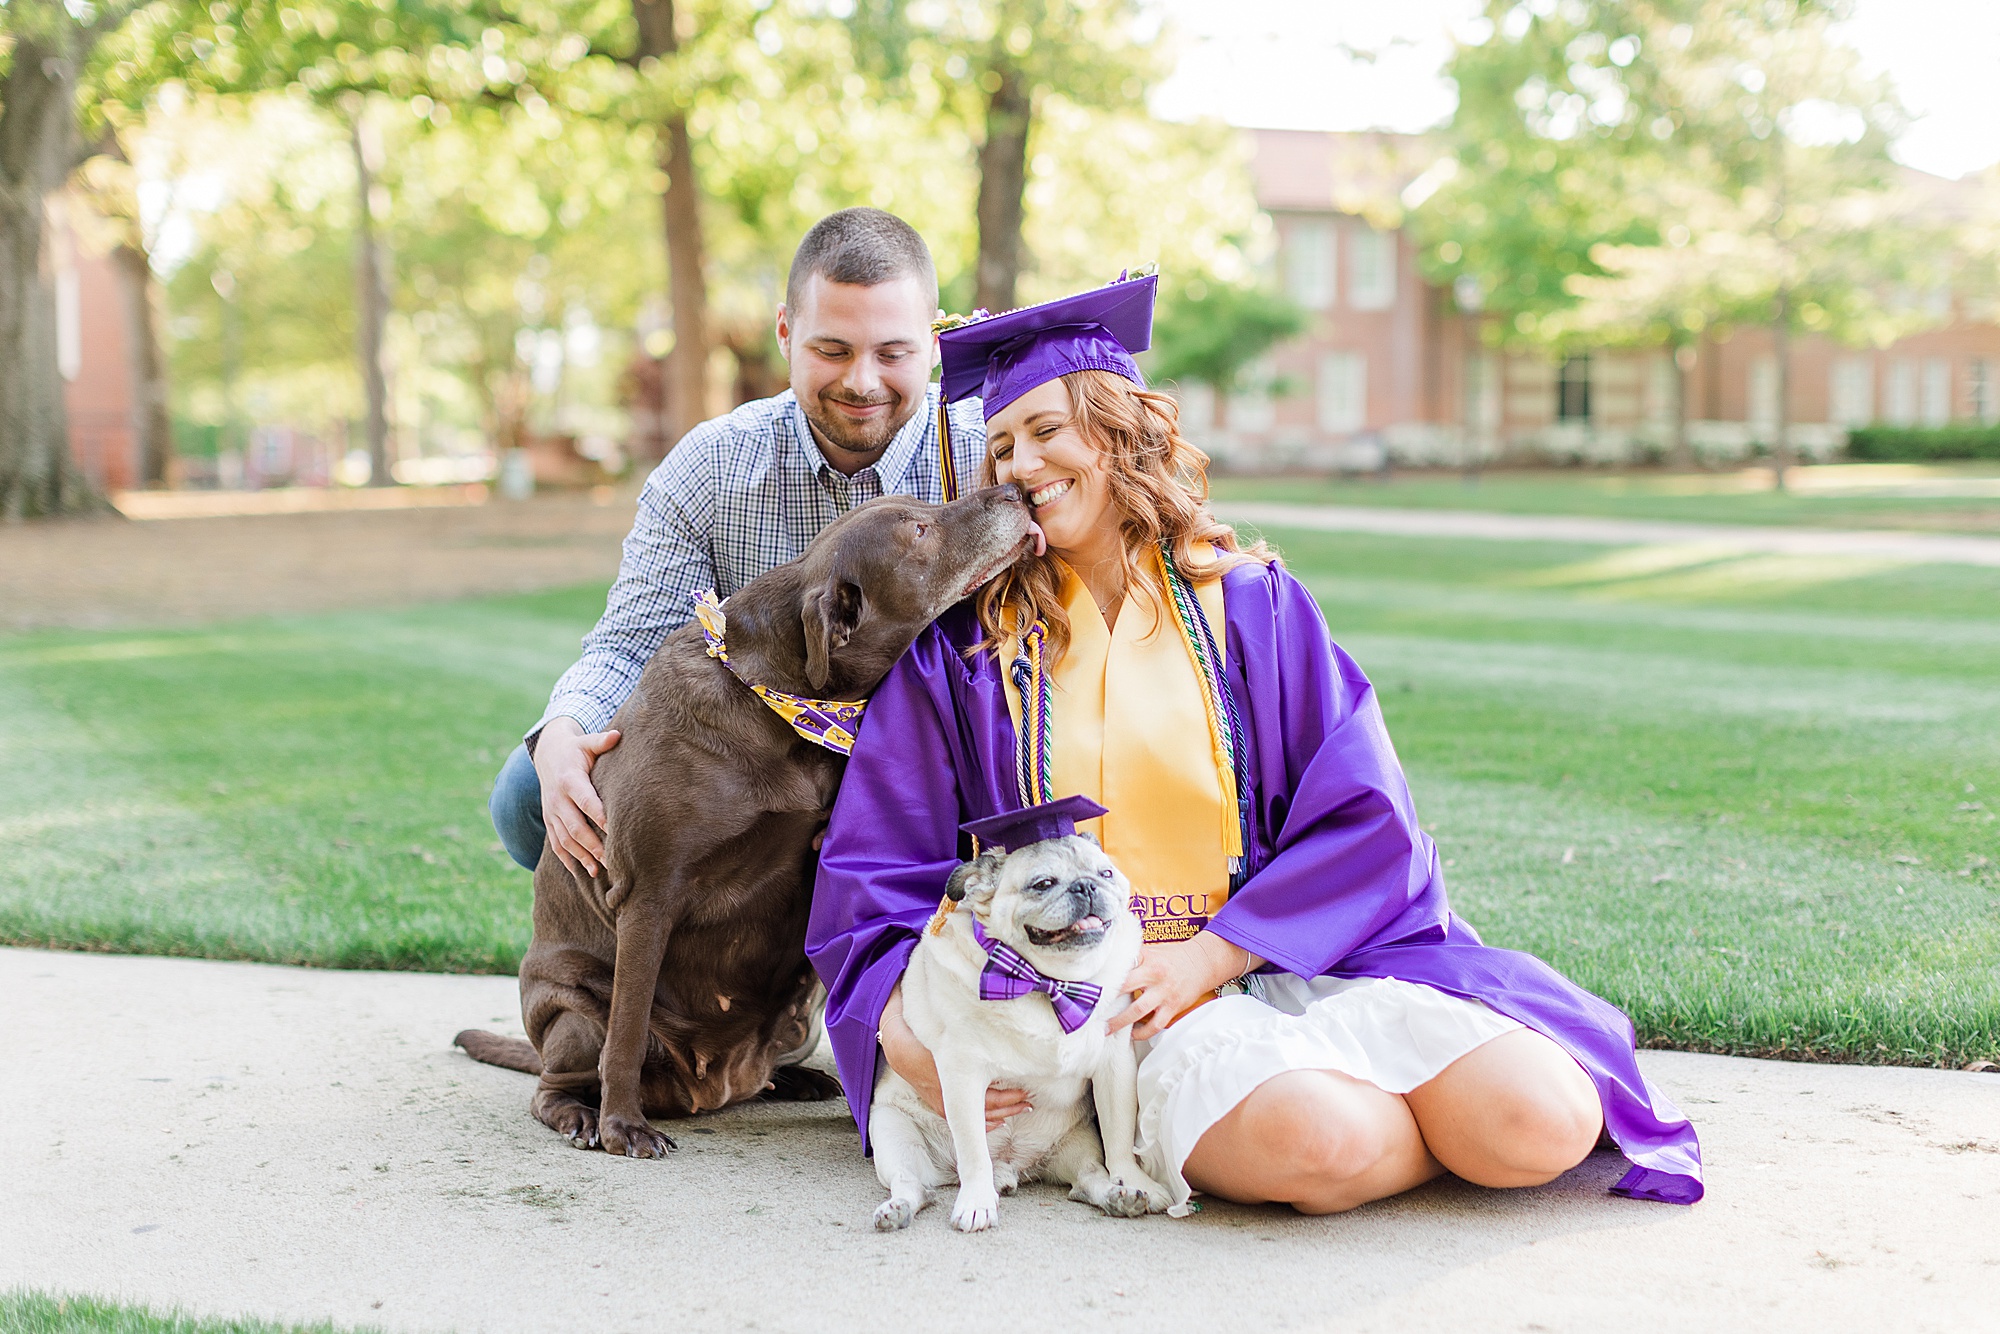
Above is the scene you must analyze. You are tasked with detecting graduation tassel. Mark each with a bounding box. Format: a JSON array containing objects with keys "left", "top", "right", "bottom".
[
  {"left": 1010, "top": 619, "right": 1052, "bottom": 808},
  {"left": 937, "top": 394, "right": 959, "bottom": 502}
]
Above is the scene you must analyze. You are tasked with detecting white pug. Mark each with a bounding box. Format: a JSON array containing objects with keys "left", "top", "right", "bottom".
[{"left": 870, "top": 833, "right": 1172, "bottom": 1232}]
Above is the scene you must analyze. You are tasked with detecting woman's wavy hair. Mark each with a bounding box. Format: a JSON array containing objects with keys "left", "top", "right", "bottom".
[{"left": 973, "top": 368, "right": 1276, "bottom": 665}]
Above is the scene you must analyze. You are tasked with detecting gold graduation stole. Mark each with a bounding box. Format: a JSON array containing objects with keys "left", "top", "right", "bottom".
[{"left": 1002, "top": 545, "right": 1249, "bottom": 943}]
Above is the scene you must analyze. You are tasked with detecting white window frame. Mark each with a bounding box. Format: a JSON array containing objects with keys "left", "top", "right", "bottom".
[
  {"left": 1347, "top": 226, "right": 1396, "bottom": 311},
  {"left": 1884, "top": 359, "right": 1917, "bottom": 426},
  {"left": 1921, "top": 357, "right": 1951, "bottom": 425},
  {"left": 1284, "top": 217, "right": 1336, "bottom": 311},
  {"left": 1749, "top": 357, "right": 1778, "bottom": 429},
  {"left": 1830, "top": 356, "right": 1873, "bottom": 427},
  {"left": 1970, "top": 359, "right": 1996, "bottom": 425},
  {"left": 1317, "top": 351, "right": 1367, "bottom": 433},
  {"left": 56, "top": 267, "right": 82, "bottom": 382}
]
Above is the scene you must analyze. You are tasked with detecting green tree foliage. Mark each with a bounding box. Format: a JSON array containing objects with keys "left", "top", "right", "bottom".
[
  {"left": 95, "top": 0, "right": 1264, "bottom": 483},
  {"left": 846, "top": 0, "right": 1162, "bottom": 311},
  {"left": 1147, "top": 278, "right": 1305, "bottom": 398},
  {"left": 1417, "top": 1, "right": 1945, "bottom": 479},
  {"left": 149, "top": 87, "right": 659, "bottom": 462},
  {"left": 1412, "top": 0, "right": 1663, "bottom": 336}
]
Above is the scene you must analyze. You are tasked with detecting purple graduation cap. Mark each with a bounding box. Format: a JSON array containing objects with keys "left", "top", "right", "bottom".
[
  {"left": 939, "top": 273, "right": 1158, "bottom": 417},
  {"left": 960, "top": 794, "right": 1108, "bottom": 852}
]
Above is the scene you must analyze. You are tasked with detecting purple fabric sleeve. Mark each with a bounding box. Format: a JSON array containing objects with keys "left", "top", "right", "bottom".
[
  {"left": 1204, "top": 563, "right": 1449, "bottom": 977},
  {"left": 806, "top": 625, "right": 972, "bottom": 1153}
]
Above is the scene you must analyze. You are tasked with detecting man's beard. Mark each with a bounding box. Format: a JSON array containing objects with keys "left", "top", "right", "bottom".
[{"left": 801, "top": 388, "right": 916, "bottom": 460}]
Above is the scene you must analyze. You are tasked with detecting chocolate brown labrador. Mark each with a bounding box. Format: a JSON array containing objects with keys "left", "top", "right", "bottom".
[{"left": 456, "top": 485, "right": 1036, "bottom": 1157}]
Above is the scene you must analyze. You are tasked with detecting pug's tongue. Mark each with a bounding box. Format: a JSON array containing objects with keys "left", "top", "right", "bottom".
[
  {"left": 1072, "top": 915, "right": 1104, "bottom": 933},
  {"left": 1027, "top": 519, "right": 1047, "bottom": 558}
]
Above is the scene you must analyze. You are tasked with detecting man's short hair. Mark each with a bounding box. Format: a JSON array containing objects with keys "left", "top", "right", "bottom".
[{"left": 785, "top": 208, "right": 939, "bottom": 317}]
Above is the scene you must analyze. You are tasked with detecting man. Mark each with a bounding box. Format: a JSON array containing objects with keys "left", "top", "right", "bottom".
[{"left": 490, "top": 208, "right": 985, "bottom": 878}]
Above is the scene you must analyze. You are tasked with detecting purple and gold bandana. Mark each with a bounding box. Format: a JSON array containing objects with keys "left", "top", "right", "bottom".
[{"left": 692, "top": 591, "right": 866, "bottom": 756}]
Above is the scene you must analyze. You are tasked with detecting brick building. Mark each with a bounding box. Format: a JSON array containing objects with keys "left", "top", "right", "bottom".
[
  {"left": 53, "top": 195, "right": 150, "bottom": 493},
  {"left": 1193, "top": 128, "right": 2000, "bottom": 471}
]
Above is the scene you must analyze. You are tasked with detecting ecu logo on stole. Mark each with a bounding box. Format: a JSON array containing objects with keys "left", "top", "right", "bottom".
[{"left": 1130, "top": 889, "right": 1230, "bottom": 943}]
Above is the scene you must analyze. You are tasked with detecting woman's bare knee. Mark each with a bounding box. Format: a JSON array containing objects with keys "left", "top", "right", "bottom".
[
  {"left": 1470, "top": 1081, "right": 1600, "bottom": 1185},
  {"left": 1185, "top": 1070, "right": 1433, "bottom": 1211},
  {"left": 1409, "top": 1030, "right": 1603, "bottom": 1188},
  {"left": 1249, "top": 1073, "right": 1436, "bottom": 1213},
  {"left": 1268, "top": 1096, "right": 1394, "bottom": 1210}
]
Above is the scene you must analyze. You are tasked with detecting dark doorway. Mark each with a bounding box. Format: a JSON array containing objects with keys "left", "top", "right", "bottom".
[{"left": 1557, "top": 355, "right": 1592, "bottom": 422}]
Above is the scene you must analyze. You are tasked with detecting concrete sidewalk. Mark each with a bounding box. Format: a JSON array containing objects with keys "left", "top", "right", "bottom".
[
  {"left": 4, "top": 948, "right": 1995, "bottom": 1334},
  {"left": 1213, "top": 500, "right": 2000, "bottom": 567}
]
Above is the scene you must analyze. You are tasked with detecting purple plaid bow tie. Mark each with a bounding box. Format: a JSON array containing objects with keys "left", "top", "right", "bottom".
[{"left": 972, "top": 921, "right": 1103, "bottom": 1034}]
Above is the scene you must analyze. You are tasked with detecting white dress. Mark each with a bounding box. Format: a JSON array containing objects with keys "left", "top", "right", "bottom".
[{"left": 1133, "top": 973, "right": 1522, "bottom": 1216}]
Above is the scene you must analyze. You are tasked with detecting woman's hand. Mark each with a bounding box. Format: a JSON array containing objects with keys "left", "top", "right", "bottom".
[
  {"left": 878, "top": 982, "right": 1033, "bottom": 1131},
  {"left": 1109, "top": 932, "right": 1259, "bottom": 1041}
]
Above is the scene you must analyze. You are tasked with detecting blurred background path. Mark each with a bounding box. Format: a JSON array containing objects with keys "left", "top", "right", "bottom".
[
  {"left": 1216, "top": 501, "right": 2000, "bottom": 567},
  {"left": 0, "top": 493, "right": 634, "bottom": 633}
]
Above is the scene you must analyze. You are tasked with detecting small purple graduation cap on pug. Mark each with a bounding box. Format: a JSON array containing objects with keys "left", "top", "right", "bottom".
[
  {"left": 939, "top": 273, "right": 1158, "bottom": 417},
  {"left": 960, "top": 794, "right": 1108, "bottom": 853}
]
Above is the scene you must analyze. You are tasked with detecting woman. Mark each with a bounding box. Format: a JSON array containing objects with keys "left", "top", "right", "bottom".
[{"left": 807, "top": 275, "right": 1701, "bottom": 1215}]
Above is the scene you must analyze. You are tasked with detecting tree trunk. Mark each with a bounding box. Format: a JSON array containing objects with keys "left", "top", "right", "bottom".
[
  {"left": 349, "top": 109, "right": 393, "bottom": 486},
  {"left": 1671, "top": 341, "right": 1694, "bottom": 471},
  {"left": 218, "top": 271, "right": 244, "bottom": 471},
  {"left": 1769, "top": 141, "right": 1792, "bottom": 493},
  {"left": 0, "top": 29, "right": 105, "bottom": 519},
  {"left": 660, "top": 113, "right": 709, "bottom": 444},
  {"left": 635, "top": 0, "right": 710, "bottom": 449},
  {"left": 973, "top": 64, "right": 1031, "bottom": 314},
  {"left": 113, "top": 240, "right": 174, "bottom": 486},
  {"left": 1772, "top": 287, "right": 1792, "bottom": 492}
]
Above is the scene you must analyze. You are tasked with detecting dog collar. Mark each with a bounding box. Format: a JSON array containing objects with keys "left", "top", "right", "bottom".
[
  {"left": 971, "top": 920, "right": 1103, "bottom": 1034},
  {"left": 692, "top": 591, "right": 867, "bottom": 756}
]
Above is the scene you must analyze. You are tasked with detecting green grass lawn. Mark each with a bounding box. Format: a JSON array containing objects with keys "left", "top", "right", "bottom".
[
  {"left": 0, "top": 589, "right": 591, "bottom": 972},
  {"left": 0, "top": 1291, "right": 372, "bottom": 1334},
  {"left": 1, "top": 528, "right": 1994, "bottom": 1065},
  {"left": 1209, "top": 464, "right": 2000, "bottom": 534}
]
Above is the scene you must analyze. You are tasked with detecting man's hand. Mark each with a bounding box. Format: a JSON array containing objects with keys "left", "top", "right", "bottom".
[
  {"left": 879, "top": 983, "right": 1032, "bottom": 1131},
  {"left": 531, "top": 717, "right": 622, "bottom": 881},
  {"left": 1109, "top": 932, "right": 1259, "bottom": 1042}
]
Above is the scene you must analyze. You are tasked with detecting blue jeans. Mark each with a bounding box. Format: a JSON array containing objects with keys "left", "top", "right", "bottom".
[{"left": 489, "top": 743, "right": 544, "bottom": 870}]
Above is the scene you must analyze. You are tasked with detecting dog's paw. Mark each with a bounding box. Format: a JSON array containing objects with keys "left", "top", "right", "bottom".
[
  {"left": 872, "top": 1198, "right": 917, "bottom": 1232},
  {"left": 599, "top": 1112, "right": 676, "bottom": 1159},
  {"left": 949, "top": 1187, "right": 1000, "bottom": 1233},
  {"left": 1122, "top": 1170, "right": 1173, "bottom": 1214},
  {"left": 764, "top": 1065, "right": 844, "bottom": 1102},
  {"left": 551, "top": 1105, "right": 601, "bottom": 1150},
  {"left": 1102, "top": 1182, "right": 1152, "bottom": 1218},
  {"left": 994, "top": 1163, "right": 1021, "bottom": 1196}
]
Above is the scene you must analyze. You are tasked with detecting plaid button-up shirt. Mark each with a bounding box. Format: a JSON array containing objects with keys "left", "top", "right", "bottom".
[{"left": 535, "top": 385, "right": 987, "bottom": 739}]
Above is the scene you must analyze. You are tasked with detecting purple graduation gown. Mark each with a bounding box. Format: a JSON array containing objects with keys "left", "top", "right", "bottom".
[{"left": 807, "top": 559, "right": 1703, "bottom": 1205}]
